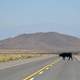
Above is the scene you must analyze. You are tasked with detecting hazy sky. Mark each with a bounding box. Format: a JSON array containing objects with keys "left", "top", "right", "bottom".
[{"left": 0, "top": 0, "right": 80, "bottom": 39}]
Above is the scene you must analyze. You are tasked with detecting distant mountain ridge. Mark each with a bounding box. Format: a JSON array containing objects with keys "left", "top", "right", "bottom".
[{"left": 0, "top": 32, "right": 80, "bottom": 52}]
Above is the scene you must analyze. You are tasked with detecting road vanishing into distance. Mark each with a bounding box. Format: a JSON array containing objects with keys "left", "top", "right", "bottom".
[
  {"left": 33, "top": 58, "right": 80, "bottom": 80},
  {"left": 0, "top": 55, "right": 57, "bottom": 80},
  {"left": 0, "top": 55, "right": 80, "bottom": 80}
]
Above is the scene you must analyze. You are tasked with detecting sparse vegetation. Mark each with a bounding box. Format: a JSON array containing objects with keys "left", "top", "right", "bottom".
[{"left": 0, "top": 53, "right": 41, "bottom": 62}]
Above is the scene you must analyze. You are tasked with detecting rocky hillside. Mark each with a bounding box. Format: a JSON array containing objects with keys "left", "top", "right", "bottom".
[{"left": 0, "top": 32, "right": 80, "bottom": 52}]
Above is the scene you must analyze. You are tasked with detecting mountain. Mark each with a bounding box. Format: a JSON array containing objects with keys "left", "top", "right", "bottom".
[{"left": 0, "top": 32, "right": 80, "bottom": 53}]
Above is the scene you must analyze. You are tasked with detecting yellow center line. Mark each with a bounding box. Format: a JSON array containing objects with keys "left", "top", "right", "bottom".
[
  {"left": 46, "top": 67, "right": 49, "bottom": 70},
  {"left": 29, "top": 78, "right": 34, "bottom": 80},
  {"left": 23, "top": 58, "right": 60, "bottom": 80},
  {"left": 39, "top": 71, "right": 44, "bottom": 75}
]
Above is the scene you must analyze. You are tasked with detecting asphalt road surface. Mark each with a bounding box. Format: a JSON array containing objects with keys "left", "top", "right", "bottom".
[
  {"left": 34, "top": 58, "right": 80, "bottom": 80},
  {"left": 0, "top": 55, "right": 57, "bottom": 80},
  {"left": 0, "top": 56, "right": 80, "bottom": 80}
]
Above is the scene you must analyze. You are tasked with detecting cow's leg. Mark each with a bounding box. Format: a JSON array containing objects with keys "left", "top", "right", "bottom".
[
  {"left": 70, "top": 56, "right": 73, "bottom": 60},
  {"left": 68, "top": 56, "right": 70, "bottom": 60},
  {"left": 63, "top": 56, "right": 65, "bottom": 60}
]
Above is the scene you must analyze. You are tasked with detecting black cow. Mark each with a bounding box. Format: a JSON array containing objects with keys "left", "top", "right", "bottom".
[{"left": 59, "top": 52, "right": 73, "bottom": 60}]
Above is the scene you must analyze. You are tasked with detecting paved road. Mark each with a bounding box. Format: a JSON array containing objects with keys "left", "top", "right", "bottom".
[
  {"left": 34, "top": 58, "right": 80, "bottom": 80},
  {"left": 1, "top": 56, "right": 80, "bottom": 80},
  {"left": 0, "top": 55, "right": 57, "bottom": 80}
]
